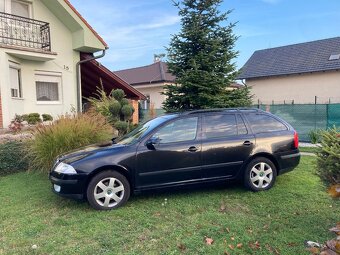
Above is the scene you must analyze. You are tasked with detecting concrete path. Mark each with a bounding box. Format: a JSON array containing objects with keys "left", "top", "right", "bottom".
[{"left": 301, "top": 152, "right": 316, "bottom": 157}]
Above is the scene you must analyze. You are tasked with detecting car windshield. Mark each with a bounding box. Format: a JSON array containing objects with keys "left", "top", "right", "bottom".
[{"left": 115, "top": 114, "right": 177, "bottom": 145}]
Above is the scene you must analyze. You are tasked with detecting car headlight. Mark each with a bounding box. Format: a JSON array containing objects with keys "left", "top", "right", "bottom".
[{"left": 54, "top": 162, "right": 77, "bottom": 175}]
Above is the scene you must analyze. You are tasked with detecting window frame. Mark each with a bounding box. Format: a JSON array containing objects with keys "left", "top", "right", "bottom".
[
  {"left": 151, "top": 116, "right": 200, "bottom": 145},
  {"left": 9, "top": 61, "right": 23, "bottom": 99},
  {"left": 35, "top": 71, "right": 62, "bottom": 105}
]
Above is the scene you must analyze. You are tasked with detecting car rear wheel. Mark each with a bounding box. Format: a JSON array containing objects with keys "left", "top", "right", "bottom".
[
  {"left": 244, "top": 157, "right": 277, "bottom": 191},
  {"left": 87, "top": 171, "right": 130, "bottom": 210}
]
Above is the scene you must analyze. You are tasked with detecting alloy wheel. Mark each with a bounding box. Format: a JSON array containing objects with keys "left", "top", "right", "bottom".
[
  {"left": 93, "top": 177, "right": 125, "bottom": 208},
  {"left": 249, "top": 162, "right": 273, "bottom": 189}
]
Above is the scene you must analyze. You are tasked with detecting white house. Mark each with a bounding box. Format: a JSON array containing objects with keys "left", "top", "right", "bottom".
[
  {"left": 0, "top": 0, "right": 145, "bottom": 128},
  {"left": 237, "top": 37, "right": 340, "bottom": 105}
]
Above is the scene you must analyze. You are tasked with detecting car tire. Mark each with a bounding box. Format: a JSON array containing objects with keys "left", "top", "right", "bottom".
[
  {"left": 244, "top": 157, "right": 277, "bottom": 192},
  {"left": 87, "top": 170, "right": 130, "bottom": 210}
]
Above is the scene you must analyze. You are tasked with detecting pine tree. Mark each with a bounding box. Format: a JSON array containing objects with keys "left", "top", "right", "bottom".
[{"left": 163, "top": 0, "right": 252, "bottom": 112}]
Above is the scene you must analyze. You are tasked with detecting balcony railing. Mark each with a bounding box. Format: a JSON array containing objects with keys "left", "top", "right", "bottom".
[{"left": 0, "top": 12, "right": 51, "bottom": 52}]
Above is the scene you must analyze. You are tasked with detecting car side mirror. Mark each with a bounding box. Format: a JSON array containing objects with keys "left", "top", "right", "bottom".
[{"left": 146, "top": 136, "right": 160, "bottom": 149}]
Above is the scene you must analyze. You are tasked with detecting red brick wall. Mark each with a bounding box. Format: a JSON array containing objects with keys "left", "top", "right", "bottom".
[
  {"left": 131, "top": 100, "right": 139, "bottom": 124},
  {"left": 0, "top": 93, "right": 3, "bottom": 128}
]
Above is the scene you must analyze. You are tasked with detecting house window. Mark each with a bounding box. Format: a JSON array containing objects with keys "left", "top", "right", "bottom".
[
  {"left": 9, "top": 64, "right": 22, "bottom": 98},
  {"left": 11, "top": 0, "right": 31, "bottom": 18},
  {"left": 35, "top": 72, "right": 62, "bottom": 103},
  {"left": 142, "top": 95, "right": 150, "bottom": 110}
]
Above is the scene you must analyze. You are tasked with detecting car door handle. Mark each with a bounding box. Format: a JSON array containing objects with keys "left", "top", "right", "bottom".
[
  {"left": 188, "top": 146, "right": 198, "bottom": 152},
  {"left": 243, "top": 141, "right": 253, "bottom": 146}
]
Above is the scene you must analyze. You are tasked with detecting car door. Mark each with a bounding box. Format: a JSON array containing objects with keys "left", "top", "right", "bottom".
[
  {"left": 201, "top": 113, "right": 255, "bottom": 179},
  {"left": 136, "top": 115, "right": 202, "bottom": 189}
]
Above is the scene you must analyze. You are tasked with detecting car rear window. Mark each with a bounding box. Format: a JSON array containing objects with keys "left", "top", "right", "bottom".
[
  {"left": 203, "top": 114, "right": 237, "bottom": 138},
  {"left": 245, "top": 113, "right": 288, "bottom": 133}
]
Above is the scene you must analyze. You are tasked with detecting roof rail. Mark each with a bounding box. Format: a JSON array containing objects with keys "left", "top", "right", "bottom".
[{"left": 182, "top": 107, "right": 263, "bottom": 115}]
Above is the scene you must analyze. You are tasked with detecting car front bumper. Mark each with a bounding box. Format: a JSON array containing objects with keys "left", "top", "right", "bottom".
[{"left": 49, "top": 171, "right": 88, "bottom": 200}]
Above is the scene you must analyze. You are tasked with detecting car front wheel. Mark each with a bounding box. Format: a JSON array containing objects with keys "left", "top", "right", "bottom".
[
  {"left": 87, "top": 171, "right": 130, "bottom": 210},
  {"left": 244, "top": 157, "right": 277, "bottom": 191}
]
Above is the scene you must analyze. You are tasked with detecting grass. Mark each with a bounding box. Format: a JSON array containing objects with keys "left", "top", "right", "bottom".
[{"left": 0, "top": 157, "right": 339, "bottom": 255}]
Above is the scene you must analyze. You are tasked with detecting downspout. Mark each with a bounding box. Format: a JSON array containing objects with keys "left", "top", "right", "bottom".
[{"left": 76, "top": 48, "right": 107, "bottom": 112}]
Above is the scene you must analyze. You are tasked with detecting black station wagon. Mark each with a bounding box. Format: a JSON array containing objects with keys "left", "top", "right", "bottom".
[{"left": 50, "top": 108, "right": 300, "bottom": 210}]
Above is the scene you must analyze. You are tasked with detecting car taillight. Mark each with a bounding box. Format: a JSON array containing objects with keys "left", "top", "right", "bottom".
[{"left": 294, "top": 131, "right": 299, "bottom": 149}]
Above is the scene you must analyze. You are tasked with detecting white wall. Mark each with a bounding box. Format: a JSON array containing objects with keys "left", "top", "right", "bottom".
[
  {"left": 134, "top": 83, "right": 167, "bottom": 109},
  {"left": 0, "top": 0, "right": 80, "bottom": 127},
  {"left": 246, "top": 71, "right": 340, "bottom": 104}
]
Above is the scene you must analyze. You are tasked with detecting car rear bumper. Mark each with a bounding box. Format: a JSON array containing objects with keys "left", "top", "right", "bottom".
[
  {"left": 278, "top": 152, "right": 301, "bottom": 175},
  {"left": 49, "top": 172, "right": 87, "bottom": 200}
]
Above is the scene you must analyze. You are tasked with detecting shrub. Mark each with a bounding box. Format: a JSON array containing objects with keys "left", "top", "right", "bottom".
[
  {"left": 0, "top": 141, "right": 29, "bottom": 176},
  {"left": 21, "top": 114, "right": 29, "bottom": 122},
  {"left": 27, "top": 113, "right": 42, "bottom": 125},
  {"left": 87, "top": 86, "right": 135, "bottom": 135},
  {"left": 114, "top": 121, "right": 129, "bottom": 136},
  {"left": 8, "top": 114, "right": 24, "bottom": 133},
  {"left": 308, "top": 129, "right": 321, "bottom": 144},
  {"left": 42, "top": 114, "right": 53, "bottom": 122},
  {"left": 28, "top": 112, "right": 113, "bottom": 172},
  {"left": 316, "top": 127, "right": 340, "bottom": 185}
]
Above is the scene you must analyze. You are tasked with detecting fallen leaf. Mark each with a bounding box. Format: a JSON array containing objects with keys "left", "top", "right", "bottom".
[
  {"left": 177, "top": 243, "right": 186, "bottom": 251},
  {"left": 249, "top": 241, "right": 261, "bottom": 250},
  {"left": 226, "top": 227, "right": 230, "bottom": 233},
  {"left": 236, "top": 243, "right": 243, "bottom": 249},
  {"left": 320, "top": 249, "right": 338, "bottom": 255},
  {"left": 307, "top": 247, "right": 320, "bottom": 254},
  {"left": 219, "top": 202, "right": 226, "bottom": 212},
  {"left": 224, "top": 251, "right": 230, "bottom": 255},
  {"left": 228, "top": 244, "right": 234, "bottom": 250},
  {"left": 327, "top": 185, "right": 340, "bottom": 198},
  {"left": 205, "top": 237, "right": 214, "bottom": 245},
  {"left": 265, "top": 244, "right": 280, "bottom": 255},
  {"left": 231, "top": 237, "right": 235, "bottom": 241}
]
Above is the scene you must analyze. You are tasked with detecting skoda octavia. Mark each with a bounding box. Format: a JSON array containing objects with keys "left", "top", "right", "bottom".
[{"left": 49, "top": 108, "right": 300, "bottom": 210}]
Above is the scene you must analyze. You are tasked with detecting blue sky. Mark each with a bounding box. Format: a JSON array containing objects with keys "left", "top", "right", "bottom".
[{"left": 71, "top": 0, "right": 340, "bottom": 71}]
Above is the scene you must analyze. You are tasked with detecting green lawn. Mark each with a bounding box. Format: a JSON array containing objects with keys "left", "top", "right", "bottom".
[
  {"left": 299, "top": 147, "right": 319, "bottom": 154},
  {"left": 0, "top": 157, "right": 339, "bottom": 255}
]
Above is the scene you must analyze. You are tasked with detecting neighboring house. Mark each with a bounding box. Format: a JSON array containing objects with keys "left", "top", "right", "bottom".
[
  {"left": 237, "top": 37, "right": 340, "bottom": 104},
  {"left": 0, "top": 0, "right": 144, "bottom": 128},
  {"left": 115, "top": 59, "right": 176, "bottom": 110}
]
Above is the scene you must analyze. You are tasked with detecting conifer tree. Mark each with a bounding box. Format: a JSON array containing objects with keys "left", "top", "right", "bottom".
[{"left": 163, "top": 0, "right": 252, "bottom": 112}]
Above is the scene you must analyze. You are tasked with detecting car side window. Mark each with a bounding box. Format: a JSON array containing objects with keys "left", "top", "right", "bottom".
[
  {"left": 246, "top": 113, "right": 287, "bottom": 133},
  {"left": 203, "top": 114, "right": 237, "bottom": 139},
  {"left": 153, "top": 117, "right": 198, "bottom": 144}
]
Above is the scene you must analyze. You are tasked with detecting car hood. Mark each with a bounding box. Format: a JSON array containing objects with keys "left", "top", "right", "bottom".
[{"left": 58, "top": 142, "right": 126, "bottom": 163}]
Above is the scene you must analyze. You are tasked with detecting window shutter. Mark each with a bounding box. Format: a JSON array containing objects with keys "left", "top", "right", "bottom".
[{"left": 10, "top": 67, "right": 21, "bottom": 98}]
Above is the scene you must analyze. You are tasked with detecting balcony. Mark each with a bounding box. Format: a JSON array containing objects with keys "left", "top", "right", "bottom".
[{"left": 0, "top": 12, "right": 51, "bottom": 52}]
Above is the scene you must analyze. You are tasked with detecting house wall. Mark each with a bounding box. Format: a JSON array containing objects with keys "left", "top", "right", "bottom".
[
  {"left": 133, "top": 83, "right": 169, "bottom": 109},
  {"left": 246, "top": 71, "right": 340, "bottom": 104},
  {"left": 0, "top": 0, "right": 80, "bottom": 127},
  {"left": 0, "top": 92, "right": 3, "bottom": 128}
]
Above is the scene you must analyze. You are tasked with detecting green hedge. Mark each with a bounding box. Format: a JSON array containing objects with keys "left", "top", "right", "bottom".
[{"left": 0, "top": 141, "right": 29, "bottom": 176}]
